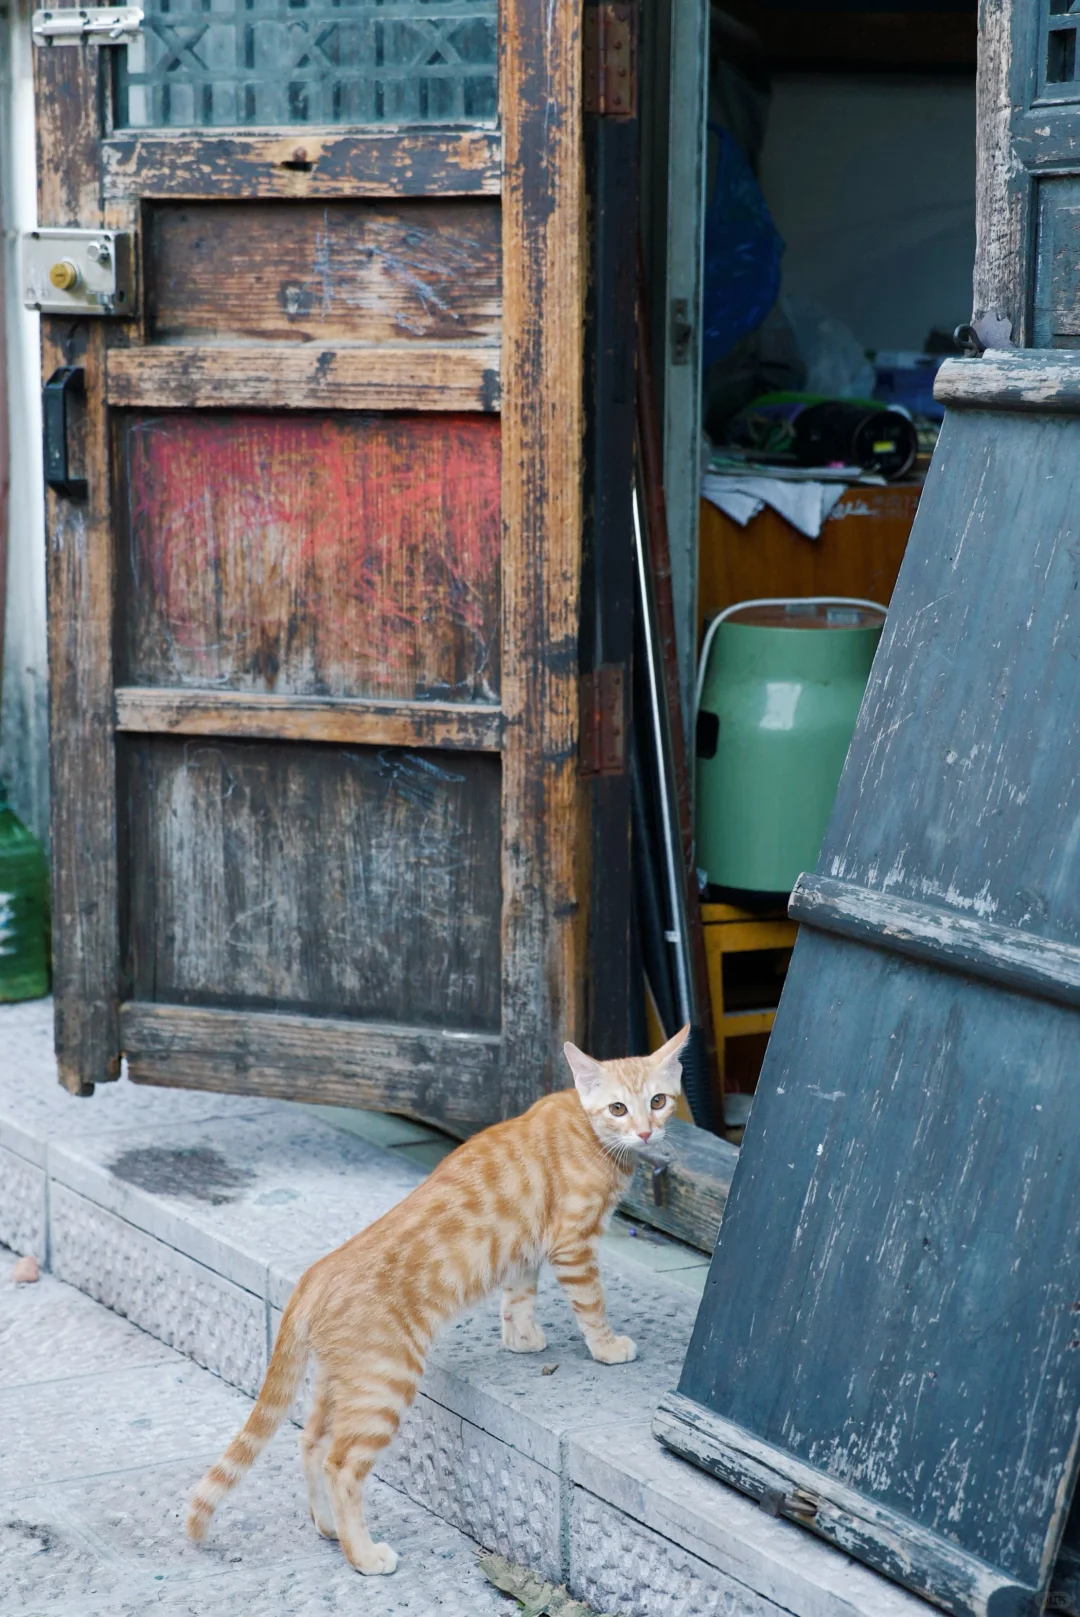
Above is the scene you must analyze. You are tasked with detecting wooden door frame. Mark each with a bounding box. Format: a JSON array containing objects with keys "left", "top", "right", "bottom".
[
  {"left": 500, "top": 0, "right": 587, "bottom": 1112},
  {"left": 581, "top": 0, "right": 639, "bottom": 1059},
  {"left": 973, "top": 0, "right": 1030, "bottom": 347},
  {"left": 35, "top": 0, "right": 587, "bottom": 1116},
  {"left": 660, "top": 0, "right": 709, "bottom": 747}
]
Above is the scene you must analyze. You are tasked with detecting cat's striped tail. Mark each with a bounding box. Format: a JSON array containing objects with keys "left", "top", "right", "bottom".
[{"left": 186, "top": 1294, "right": 309, "bottom": 1542}]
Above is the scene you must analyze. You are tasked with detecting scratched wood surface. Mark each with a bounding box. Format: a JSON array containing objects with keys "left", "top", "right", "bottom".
[
  {"left": 620, "top": 1119, "right": 738, "bottom": 1253},
  {"left": 825, "top": 410, "right": 1080, "bottom": 940},
  {"left": 661, "top": 395, "right": 1080, "bottom": 1617},
  {"left": 106, "top": 347, "right": 500, "bottom": 412},
  {"left": 114, "top": 689, "right": 503, "bottom": 751},
  {"left": 121, "top": 737, "right": 502, "bottom": 1031},
  {"left": 117, "top": 411, "right": 501, "bottom": 702},
  {"left": 38, "top": 0, "right": 589, "bottom": 1127},
  {"left": 497, "top": 0, "right": 586, "bottom": 1110},
  {"left": 936, "top": 351, "right": 1080, "bottom": 411},
  {"left": 36, "top": 34, "right": 122, "bottom": 1093},
  {"left": 973, "top": 0, "right": 1028, "bottom": 342},
  {"left": 103, "top": 130, "right": 503, "bottom": 203},
  {"left": 120, "top": 1003, "right": 503, "bottom": 1127},
  {"left": 146, "top": 201, "right": 501, "bottom": 346}
]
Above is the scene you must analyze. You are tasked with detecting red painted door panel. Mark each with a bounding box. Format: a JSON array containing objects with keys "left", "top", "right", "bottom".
[{"left": 119, "top": 412, "right": 502, "bottom": 701}]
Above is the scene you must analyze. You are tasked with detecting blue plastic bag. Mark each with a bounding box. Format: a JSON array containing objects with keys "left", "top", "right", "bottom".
[{"left": 701, "top": 125, "right": 784, "bottom": 370}]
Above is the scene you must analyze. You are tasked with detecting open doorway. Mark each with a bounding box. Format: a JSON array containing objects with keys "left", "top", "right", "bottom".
[{"left": 643, "top": 0, "right": 977, "bottom": 1134}]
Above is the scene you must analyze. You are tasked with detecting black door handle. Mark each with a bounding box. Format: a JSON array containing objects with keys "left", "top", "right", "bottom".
[{"left": 43, "top": 366, "right": 88, "bottom": 499}]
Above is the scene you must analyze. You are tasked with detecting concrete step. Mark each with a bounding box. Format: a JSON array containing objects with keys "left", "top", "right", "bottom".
[
  {"left": 0, "top": 1256, "right": 519, "bottom": 1616},
  {"left": 0, "top": 999, "right": 931, "bottom": 1617}
]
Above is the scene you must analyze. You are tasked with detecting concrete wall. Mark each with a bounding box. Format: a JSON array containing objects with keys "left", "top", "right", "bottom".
[
  {"left": 760, "top": 74, "right": 977, "bottom": 354},
  {"left": 0, "top": 0, "right": 47, "bottom": 845}
]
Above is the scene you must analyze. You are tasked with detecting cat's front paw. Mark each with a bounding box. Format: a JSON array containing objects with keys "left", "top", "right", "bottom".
[
  {"left": 502, "top": 1316, "right": 547, "bottom": 1353},
  {"left": 351, "top": 1542, "right": 399, "bottom": 1576},
  {"left": 589, "top": 1332, "right": 637, "bottom": 1365}
]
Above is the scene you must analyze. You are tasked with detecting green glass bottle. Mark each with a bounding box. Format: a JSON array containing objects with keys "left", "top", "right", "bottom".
[{"left": 0, "top": 781, "right": 50, "bottom": 1001}]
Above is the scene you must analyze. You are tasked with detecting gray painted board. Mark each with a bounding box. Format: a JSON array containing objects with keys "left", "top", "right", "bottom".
[{"left": 656, "top": 384, "right": 1080, "bottom": 1617}]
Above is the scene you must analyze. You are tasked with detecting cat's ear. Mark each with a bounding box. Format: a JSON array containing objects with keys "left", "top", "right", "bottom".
[
  {"left": 564, "top": 1041, "right": 606, "bottom": 1097},
  {"left": 649, "top": 1023, "right": 691, "bottom": 1092}
]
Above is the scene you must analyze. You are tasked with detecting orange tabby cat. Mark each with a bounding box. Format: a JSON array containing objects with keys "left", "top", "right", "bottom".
[{"left": 187, "top": 1025, "right": 688, "bottom": 1574}]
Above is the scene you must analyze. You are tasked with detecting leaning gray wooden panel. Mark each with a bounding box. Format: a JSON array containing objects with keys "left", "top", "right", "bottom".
[
  {"left": 677, "top": 934, "right": 1080, "bottom": 1598},
  {"left": 824, "top": 406, "right": 1080, "bottom": 941},
  {"left": 121, "top": 738, "right": 501, "bottom": 1031},
  {"left": 657, "top": 379, "right": 1080, "bottom": 1617}
]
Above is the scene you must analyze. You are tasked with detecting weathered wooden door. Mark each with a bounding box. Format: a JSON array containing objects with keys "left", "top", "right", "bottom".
[{"left": 34, "top": 0, "right": 584, "bottom": 1129}]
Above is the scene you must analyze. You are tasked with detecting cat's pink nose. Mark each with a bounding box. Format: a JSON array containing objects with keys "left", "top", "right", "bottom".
[{"left": 637, "top": 1129, "right": 653, "bottom": 1142}]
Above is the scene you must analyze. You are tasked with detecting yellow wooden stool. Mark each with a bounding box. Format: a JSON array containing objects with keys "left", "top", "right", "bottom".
[{"left": 701, "top": 903, "right": 798, "bottom": 1105}]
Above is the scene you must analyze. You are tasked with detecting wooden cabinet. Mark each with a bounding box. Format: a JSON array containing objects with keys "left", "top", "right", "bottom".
[{"left": 698, "top": 481, "right": 921, "bottom": 631}]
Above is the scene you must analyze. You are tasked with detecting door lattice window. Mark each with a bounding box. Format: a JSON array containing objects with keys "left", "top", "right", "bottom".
[
  {"left": 1044, "top": 0, "right": 1080, "bottom": 96},
  {"left": 115, "top": 0, "right": 498, "bottom": 128}
]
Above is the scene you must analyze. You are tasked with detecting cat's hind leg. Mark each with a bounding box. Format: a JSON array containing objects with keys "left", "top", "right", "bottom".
[
  {"left": 298, "top": 1374, "right": 337, "bottom": 1539},
  {"left": 501, "top": 1265, "right": 546, "bottom": 1353},
  {"left": 323, "top": 1392, "right": 406, "bottom": 1574}
]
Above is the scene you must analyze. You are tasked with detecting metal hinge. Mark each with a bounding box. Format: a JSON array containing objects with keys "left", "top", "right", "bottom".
[
  {"left": 579, "top": 664, "right": 626, "bottom": 777},
  {"left": 758, "top": 1485, "right": 820, "bottom": 1526},
  {"left": 32, "top": 6, "right": 142, "bottom": 46},
  {"left": 583, "top": 2, "right": 637, "bottom": 118},
  {"left": 671, "top": 298, "right": 693, "bottom": 367}
]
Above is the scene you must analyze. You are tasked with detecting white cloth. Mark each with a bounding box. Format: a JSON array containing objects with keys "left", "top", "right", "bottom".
[{"left": 701, "top": 472, "right": 847, "bottom": 540}]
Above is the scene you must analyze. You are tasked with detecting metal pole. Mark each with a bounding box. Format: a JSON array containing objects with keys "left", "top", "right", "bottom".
[{"left": 633, "top": 479, "right": 693, "bottom": 1029}]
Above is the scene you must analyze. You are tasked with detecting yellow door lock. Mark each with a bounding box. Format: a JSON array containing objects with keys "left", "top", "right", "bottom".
[{"left": 48, "top": 260, "right": 80, "bottom": 292}]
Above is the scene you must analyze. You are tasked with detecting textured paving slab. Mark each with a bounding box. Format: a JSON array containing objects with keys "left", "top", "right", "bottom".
[
  {"left": 0, "top": 999, "right": 933, "bottom": 1617},
  {"left": 0, "top": 1261, "right": 179, "bottom": 1388},
  {"left": 48, "top": 1183, "right": 269, "bottom": 1397},
  {"left": 46, "top": 1109, "right": 424, "bottom": 1304},
  {"left": 0, "top": 1256, "right": 517, "bottom": 1617},
  {"left": 0, "top": 1001, "right": 271, "bottom": 1167}
]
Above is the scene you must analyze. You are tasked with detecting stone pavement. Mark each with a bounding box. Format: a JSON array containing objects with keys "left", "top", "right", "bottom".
[
  {"left": 0, "top": 1253, "right": 515, "bottom": 1616},
  {"left": 0, "top": 998, "right": 933, "bottom": 1617}
]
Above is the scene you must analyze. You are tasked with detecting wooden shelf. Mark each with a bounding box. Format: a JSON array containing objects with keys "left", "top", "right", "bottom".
[{"left": 703, "top": 903, "right": 798, "bottom": 1104}]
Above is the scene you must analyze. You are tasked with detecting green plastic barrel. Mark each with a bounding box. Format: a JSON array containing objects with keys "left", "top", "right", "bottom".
[
  {"left": 0, "top": 782, "right": 50, "bottom": 1002},
  {"left": 696, "top": 600, "right": 885, "bottom": 898}
]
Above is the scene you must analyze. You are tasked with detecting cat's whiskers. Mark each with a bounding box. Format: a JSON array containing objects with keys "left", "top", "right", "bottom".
[{"left": 598, "top": 1136, "right": 638, "bottom": 1167}]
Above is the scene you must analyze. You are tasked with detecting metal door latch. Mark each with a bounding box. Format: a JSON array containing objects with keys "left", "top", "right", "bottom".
[
  {"left": 637, "top": 1147, "right": 670, "bottom": 1207},
  {"left": 670, "top": 298, "right": 693, "bottom": 366},
  {"left": 43, "top": 367, "right": 88, "bottom": 501},
  {"left": 22, "top": 229, "right": 135, "bottom": 317},
  {"left": 32, "top": 7, "right": 142, "bottom": 45}
]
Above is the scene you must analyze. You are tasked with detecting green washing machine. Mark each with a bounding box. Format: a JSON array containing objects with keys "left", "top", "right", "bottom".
[{"left": 695, "top": 599, "right": 885, "bottom": 899}]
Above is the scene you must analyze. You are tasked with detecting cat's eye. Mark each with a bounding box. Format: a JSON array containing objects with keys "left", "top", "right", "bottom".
[
  {"left": 609, "top": 1101, "right": 628, "bottom": 1116},
  {"left": 650, "top": 1094, "right": 667, "bottom": 1111}
]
